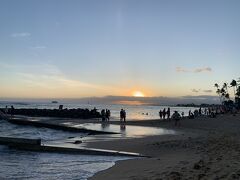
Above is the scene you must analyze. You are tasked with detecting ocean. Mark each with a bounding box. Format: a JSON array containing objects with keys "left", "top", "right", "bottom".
[
  {"left": 0, "top": 101, "right": 198, "bottom": 120},
  {"left": 0, "top": 101, "right": 195, "bottom": 179}
]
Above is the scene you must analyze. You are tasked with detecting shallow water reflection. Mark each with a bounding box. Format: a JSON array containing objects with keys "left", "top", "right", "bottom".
[{"left": 78, "top": 123, "right": 176, "bottom": 138}]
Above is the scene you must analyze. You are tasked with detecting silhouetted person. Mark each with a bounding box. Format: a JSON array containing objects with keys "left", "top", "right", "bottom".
[
  {"left": 123, "top": 110, "right": 126, "bottom": 122},
  {"left": 93, "top": 107, "right": 97, "bottom": 114},
  {"left": 59, "top": 105, "right": 63, "bottom": 110},
  {"left": 101, "top": 109, "right": 106, "bottom": 121},
  {"left": 194, "top": 109, "right": 199, "bottom": 117},
  {"left": 159, "top": 110, "right": 163, "bottom": 119},
  {"left": 106, "top": 109, "right": 111, "bottom": 121},
  {"left": 204, "top": 108, "right": 207, "bottom": 115},
  {"left": 163, "top": 108, "right": 166, "bottom": 119},
  {"left": 120, "top": 109, "right": 124, "bottom": 122},
  {"left": 188, "top": 110, "right": 194, "bottom": 119},
  {"left": 5, "top": 106, "right": 8, "bottom": 114},
  {"left": 172, "top": 111, "right": 181, "bottom": 126},
  {"left": 199, "top": 107, "right": 202, "bottom": 116},
  {"left": 181, "top": 112, "right": 184, "bottom": 118},
  {"left": 167, "top": 108, "right": 170, "bottom": 119},
  {"left": 10, "top": 106, "right": 14, "bottom": 117}
]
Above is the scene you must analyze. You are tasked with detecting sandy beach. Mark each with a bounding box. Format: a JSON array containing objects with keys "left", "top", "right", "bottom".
[{"left": 89, "top": 113, "right": 240, "bottom": 180}]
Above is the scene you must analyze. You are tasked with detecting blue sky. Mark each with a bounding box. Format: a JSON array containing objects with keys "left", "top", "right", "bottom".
[{"left": 0, "top": 0, "right": 240, "bottom": 98}]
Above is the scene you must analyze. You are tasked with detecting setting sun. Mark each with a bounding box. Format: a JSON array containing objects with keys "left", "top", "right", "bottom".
[{"left": 133, "top": 91, "right": 145, "bottom": 97}]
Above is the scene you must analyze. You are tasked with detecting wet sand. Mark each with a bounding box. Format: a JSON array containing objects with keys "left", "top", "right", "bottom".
[{"left": 89, "top": 113, "right": 240, "bottom": 180}]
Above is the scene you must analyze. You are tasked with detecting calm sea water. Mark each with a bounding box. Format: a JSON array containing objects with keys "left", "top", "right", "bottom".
[
  {"left": 0, "top": 120, "right": 130, "bottom": 180},
  {"left": 0, "top": 101, "right": 198, "bottom": 120},
  {"left": 0, "top": 101, "right": 190, "bottom": 179}
]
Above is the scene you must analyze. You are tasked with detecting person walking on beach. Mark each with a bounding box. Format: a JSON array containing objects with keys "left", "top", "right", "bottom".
[
  {"left": 167, "top": 107, "right": 171, "bottom": 119},
  {"left": 171, "top": 111, "right": 181, "bottom": 126}
]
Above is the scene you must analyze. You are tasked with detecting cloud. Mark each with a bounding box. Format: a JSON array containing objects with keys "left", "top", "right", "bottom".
[
  {"left": 194, "top": 67, "right": 212, "bottom": 73},
  {"left": 30, "top": 46, "right": 46, "bottom": 49},
  {"left": 191, "top": 89, "right": 200, "bottom": 93},
  {"left": 202, "top": 90, "right": 213, "bottom": 93},
  {"left": 191, "top": 89, "right": 213, "bottom": 94},
  {"left": 176, "top": 67, "right": 189, "bottom": 73},
  {"left": 176, "top": 67, "right": 212, "bottom": 73},
  {"left": 11, "top": 32, "right": 31, "bottom": 37},
  {"left": 1, "top": 62, "right": 114, "bottom": 92}
]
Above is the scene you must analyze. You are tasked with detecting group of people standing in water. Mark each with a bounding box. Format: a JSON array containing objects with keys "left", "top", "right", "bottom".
[
  {"left": 100, "top": 109, "right": 111, "bottom": 121},
  {"left": 100, "top": 106, "right": 220, "bottom": 124},
  {"left": 100, "top": 108, "right": 127, "bottom": 122},
  {"left": 159, "top": 107, "right": 171, "bottom": 119}
]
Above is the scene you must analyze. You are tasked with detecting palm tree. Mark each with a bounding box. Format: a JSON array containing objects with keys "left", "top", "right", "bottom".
[
  {"left": 236, "top": 86, "right": 240, "bottom": 98},
  {"left": 214, "top": 83, "right": 222, "bottom": 104},
  {"left": 230, "top": 79, "right": 237, "bottom": 97},
  {"left": 220, "top": 87, "right": 226, "bottom": 97},
  {"left": 225, "top": 93, "right": 230, "bottom": 100},
  {"left": 222, "top": 83, "right": 231, "bottom": 101},
  {"left": 223, "top": 82, "right": 229, "bottom": 93}
]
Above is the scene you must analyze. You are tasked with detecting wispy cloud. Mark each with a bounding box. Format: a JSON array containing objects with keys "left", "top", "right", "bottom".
[
  {"left": 30, "top": 46, "right": 47, "bottom": 49},
  {"left": 191, "top": 89, "right": 200, "bottom": 93},
  {"left": 191, "top": 89, "right": 213, "bottom": 94},
  {"left": 194, "top": 67, "right": 212, "bottom": 73},
  {"left": 0, "top": 62, "right": 114, "bottom": 92},
  {"left": 176, "top": 67, "right": 212, "bottom": 73},
  {"left": 202, "top": 89, "right": 213, "bottom": 93},
  {"left": 176, "top": 67, "right": 189, "bottom": 73},
  {"left": 11, "top": 32, "right": 31, "bottom": 37}
]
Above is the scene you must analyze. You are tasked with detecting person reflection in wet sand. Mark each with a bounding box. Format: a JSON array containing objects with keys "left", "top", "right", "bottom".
[
  {"left": 101, "top": 122, "right": 109, "bottom": 130},
  {"left": 120, "top": 124, "right": 126, "bottom": 131}
]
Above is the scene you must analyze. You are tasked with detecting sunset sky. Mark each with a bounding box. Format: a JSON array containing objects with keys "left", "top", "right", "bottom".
[{"left": 0, "top": 0, "right": 240, "bottom": 98}]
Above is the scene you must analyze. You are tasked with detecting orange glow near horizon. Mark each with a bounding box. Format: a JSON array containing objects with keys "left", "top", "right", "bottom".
[{"left": 132, "top": 91, "right": 145, "bottom": 97}]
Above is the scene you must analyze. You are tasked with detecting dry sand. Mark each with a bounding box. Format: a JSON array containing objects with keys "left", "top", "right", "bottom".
[{"left": 88, "top": 113, "right": 240, "bottom": 180}]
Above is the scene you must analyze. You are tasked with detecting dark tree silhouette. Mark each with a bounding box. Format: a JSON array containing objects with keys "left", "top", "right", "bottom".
[{"left": 230, "top": 79, "right": 237, "bottom": 97}]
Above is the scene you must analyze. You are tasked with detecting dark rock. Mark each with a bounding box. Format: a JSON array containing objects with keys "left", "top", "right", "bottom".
[
  {"left": 4, "top": 108, "right": 102, "bottom": 119},
  {"left": 73, "top": 140, "right": 82, "bottom": 144}
]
